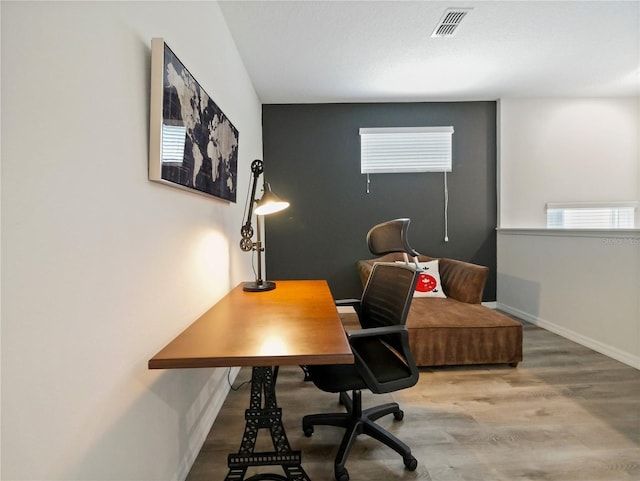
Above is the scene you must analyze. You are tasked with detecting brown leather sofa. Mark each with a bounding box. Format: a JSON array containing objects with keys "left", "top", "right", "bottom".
[{"left": 357, "top": 253, "right": 523, "bottom": 367}]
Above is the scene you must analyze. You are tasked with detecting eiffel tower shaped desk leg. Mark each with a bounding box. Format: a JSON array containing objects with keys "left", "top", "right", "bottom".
[{"left": 226, "top": 366, "right": 311, "bottom": 481}]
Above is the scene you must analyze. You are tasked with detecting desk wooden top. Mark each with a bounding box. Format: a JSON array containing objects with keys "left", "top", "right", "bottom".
[{"left": 148, "top": 280, "right": 354, "bottom": 369}]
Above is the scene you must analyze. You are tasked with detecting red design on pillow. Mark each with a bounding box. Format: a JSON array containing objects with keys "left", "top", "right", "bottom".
[{"left": 416, "top": 273, "right": 437, "bottom": 293}]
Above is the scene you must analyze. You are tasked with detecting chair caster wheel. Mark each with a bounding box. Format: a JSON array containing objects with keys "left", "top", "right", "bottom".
[
  {"left": 303, "top": 425, "right": 313, "bottom": 437},
  {"left": 404, "top": 455, "right": 418, "bottom": 471},
  {"left": 393, "top": 409, "right": 404, "bottom": 421},
  {"left": 335, "top": 467, "right": 349, "bottom": 481}
]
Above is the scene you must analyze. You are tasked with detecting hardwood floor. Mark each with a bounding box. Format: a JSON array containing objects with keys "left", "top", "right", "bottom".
[{"left": 186, "top": 318, "right": 640, "bottom": 481}]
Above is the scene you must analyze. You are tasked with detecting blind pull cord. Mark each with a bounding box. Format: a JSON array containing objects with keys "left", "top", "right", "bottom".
[{"left": 444, "top": 171, "right": 449, "bottom": 242}]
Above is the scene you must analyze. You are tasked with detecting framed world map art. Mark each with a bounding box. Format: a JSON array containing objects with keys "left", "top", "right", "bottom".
[{"left": 149, "top": 38, "right": 238, "bottom": 202}]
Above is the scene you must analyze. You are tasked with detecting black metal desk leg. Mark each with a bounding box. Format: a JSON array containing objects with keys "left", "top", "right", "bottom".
[{"left": 226, "top": 366, "right": 311, "bottom": 481}]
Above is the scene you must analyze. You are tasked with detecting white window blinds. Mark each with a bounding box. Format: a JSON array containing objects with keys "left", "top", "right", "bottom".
[
  {"left": 359, "top": 126, "right": 454, "bottom": 174},
  {"left": 546, "top": 202, "right": 637, "bottom": 229}
]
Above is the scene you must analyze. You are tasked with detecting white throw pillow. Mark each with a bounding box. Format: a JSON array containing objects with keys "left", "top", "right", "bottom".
[{"left": 396, "top": 260, "right": 447, "bottom": 298}]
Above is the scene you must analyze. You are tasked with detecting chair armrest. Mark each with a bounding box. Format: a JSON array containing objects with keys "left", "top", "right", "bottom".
[
  {"left": 335, "top": 298, "right": 362, "bottom": 320},
  {"left": 348, "top": 326, "right": 418, "bottom": 394},
  {"left": 348, "top": 326, "right": 412, "bottom": 364},
  {"left": 346, "top": 325, "right": 404, "bottom": 339},
  {"left": 335, "top": 298, "right": 360, "bottom": 308}
]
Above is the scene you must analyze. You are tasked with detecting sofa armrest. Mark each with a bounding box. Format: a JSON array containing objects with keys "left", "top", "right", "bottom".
[
  {"left": 437, "top": 258, "right": 488, "bottom": 304},
  {"left": 357, "top": 260, "right": 375, "bottom": 289},
  {"left": 357, "top": 254, "right": 488, "bottom": 305}
]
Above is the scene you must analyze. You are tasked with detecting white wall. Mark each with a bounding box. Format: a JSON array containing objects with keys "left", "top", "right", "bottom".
[
  {"left": 1, "top": 2, "right": 261, "bottom": 480},
  {"left": 498, "top": 229, "right": 640, "bottom": 368},
  {"left": 497, "top": 98, "right": 640, "bottom": 369},
  {"left": 499, "top": 98, "right": 639, "bottom": 228}
]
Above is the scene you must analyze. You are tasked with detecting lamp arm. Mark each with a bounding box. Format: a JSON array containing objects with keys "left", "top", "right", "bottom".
[
  {"left": 240, "top": 160, "right": 264, "bottom": 250},
  {"left": 239, "top": 158, "right": 288, "bottom": 292}
]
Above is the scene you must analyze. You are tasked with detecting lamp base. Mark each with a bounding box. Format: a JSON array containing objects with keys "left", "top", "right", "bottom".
[{"left": 243, "top": 280, "right": 276, "bottom": 292}]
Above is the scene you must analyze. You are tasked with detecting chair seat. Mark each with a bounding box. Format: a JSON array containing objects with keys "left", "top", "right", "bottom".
[
  {"left": 308, "top": 336, "right": 416, "bottom": 394},
  {"left": 306, "top": 363, "right": 366, "bottom": 393}
]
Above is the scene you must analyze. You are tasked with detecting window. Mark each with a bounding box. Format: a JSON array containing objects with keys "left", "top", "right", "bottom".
[
  {"left": 546, "top": 202, "right": 637, "bottom": 229},
  {"left": 359, "top": 126, "right": 455, "bottom": 242},
  {"left": 161, "top": 123, "right": 187, "bottom": 163},
  {"left": 359, "top": 126, "right": 454, "bottom": 174}
]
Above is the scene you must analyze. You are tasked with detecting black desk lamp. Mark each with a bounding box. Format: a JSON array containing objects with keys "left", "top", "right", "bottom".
[{"left": 240, "top": 159, "right": 289, "bottom": 292}]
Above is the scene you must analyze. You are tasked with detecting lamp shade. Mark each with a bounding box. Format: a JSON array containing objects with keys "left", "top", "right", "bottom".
[{"left": 255, "top": 184, "right": 289, "bottom": 216}]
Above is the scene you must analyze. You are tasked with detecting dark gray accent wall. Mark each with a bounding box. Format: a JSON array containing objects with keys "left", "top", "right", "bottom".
[{"left": 261, "top": 102, "right": 497, "bottom": 301}]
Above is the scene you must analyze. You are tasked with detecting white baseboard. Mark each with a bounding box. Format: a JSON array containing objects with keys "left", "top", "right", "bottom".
[
  {"left": 176, "top": 366, "right": 240, "bottom": 481},
  {"left": 496, "top": 303, "right": 640, "bottom": 370}
]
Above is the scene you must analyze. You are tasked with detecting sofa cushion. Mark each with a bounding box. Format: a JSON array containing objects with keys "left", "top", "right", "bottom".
[
  {"left": 407, "top": 298, "right": 519, "bottom": 328},
  {"left": 406, "top": 298, "right": 523, "bottom": 366}
]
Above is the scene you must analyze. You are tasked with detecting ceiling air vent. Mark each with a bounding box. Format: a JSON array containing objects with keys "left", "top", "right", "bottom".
[{"left": 431, "top": 8, "right": 472, "bottom": 38}]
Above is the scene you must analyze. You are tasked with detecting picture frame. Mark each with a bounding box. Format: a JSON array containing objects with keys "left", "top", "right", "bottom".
[{"left": 149, "top": 38, "right": 238, "bottom": 202}]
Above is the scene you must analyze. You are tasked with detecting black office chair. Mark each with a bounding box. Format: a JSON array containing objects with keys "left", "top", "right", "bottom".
[
  {"left": 298, "top": 218, "right": 420, "bottom": 383},
  {"left": 302, "top": 262, "right": 420, "bottom": 481}
]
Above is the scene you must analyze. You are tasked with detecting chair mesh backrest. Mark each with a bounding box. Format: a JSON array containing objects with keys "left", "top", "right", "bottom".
[
  {"left": 366, "top": 218, "right": 420, "bottom": 257},
  {"left": 359, "top": 262, "right": 418, "bottom": 331}
]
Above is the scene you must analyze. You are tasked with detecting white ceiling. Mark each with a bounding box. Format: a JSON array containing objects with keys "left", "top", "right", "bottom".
[{"left": 218, "top": 0, "right": 640, "bottom": 103}]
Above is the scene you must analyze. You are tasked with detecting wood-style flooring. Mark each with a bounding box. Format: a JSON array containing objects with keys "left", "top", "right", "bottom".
[{"left": 186, "top": 317, "right": 640, "bottom": 481}]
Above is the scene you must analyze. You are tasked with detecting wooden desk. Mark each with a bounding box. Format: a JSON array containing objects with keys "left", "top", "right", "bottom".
[{"left": 149, "top": 280, "right": 353, "bottom": 481}]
